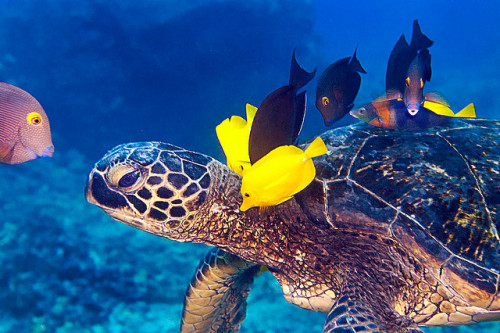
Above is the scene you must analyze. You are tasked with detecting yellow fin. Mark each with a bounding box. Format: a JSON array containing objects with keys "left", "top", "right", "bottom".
[
  {"left": 423, "top": 100, "right": 455, "bottom": 117},
  {"left": 216, "top": 104, "right": 258, "bottom": 176},
  {"left": 455, "top": 103, "right": 476, "bottom": 118},
  {"left": 304, "top": 136, "right": 328, "bottom": 159},
  {"left": 245, "top": 103, "right": 257, "bottom": 127},
  {"left": 239, "top": 136, "right": 327, "bottom": 211}
]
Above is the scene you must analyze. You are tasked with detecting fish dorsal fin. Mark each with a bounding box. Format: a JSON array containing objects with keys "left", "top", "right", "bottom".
[
  {"left": 304, "top": 136, "right": 328, "bottom": 159},
  {"left": 289, "top": 49, "right": 316, "bottom": 89},
  {"left": 245, "top": 103, "right": 258, "bottom": 127},
  {"left": 385, "top": 34, "right": 410, "bottom": 94},
  {"left": 349, "top": 47, "right": 367, "bottom": 74},
  {"left": 385, "top": 90, "right": 402, "bottom": 100},
  {"left": 410, "top": 19, "right": 433, "bottom": 50},
  {"left": 395, "top": 34, "right": 410, "bottom": 50},
  {"left": 455, "top": 103, "right": 476, "bottom": 118}
]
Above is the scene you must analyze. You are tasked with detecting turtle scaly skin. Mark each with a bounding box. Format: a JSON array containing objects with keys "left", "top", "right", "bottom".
[{"left": 86, "top": 119, "right": 500, "bottom": 332}]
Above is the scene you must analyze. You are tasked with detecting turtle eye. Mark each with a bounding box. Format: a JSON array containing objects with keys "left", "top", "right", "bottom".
[
  {"left": 107, "top": 163, "right": 147, "bottom": 193},
  {"left": 322, "top": 97, "right": 329, "bottom": 107},
  {"left": 27, "top": 112, "right": 42, "bottom": 125},
  {"left": 406, "top": 77, "right": 410, "bottom": 86},
  {"left": 119, "top": 170, "right": 141, "bottom": 188}
]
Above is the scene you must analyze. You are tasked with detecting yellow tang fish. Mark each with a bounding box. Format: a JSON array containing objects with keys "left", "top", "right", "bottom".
[
  {"left": 240, "top": 136, "right": 328, "bottom": 211},
  {"left": 216, "top": 104, "right": 257, "bottom": 176}
]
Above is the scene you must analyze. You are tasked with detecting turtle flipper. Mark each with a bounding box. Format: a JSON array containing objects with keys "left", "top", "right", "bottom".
[
  {"left": 322, "top": 285, "right": 423, "bottom": 333},
  {"left": 181, "top": 248, "right": 260, "bottom": 332}
]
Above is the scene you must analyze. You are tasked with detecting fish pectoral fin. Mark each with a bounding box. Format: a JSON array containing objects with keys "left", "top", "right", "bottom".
[
  {"left": 455, "top": 103, "right": 476, "bottom": 118},
  {"left": 385, "top": 90, "right": 402, "bottom": 100},
  {"left": 273, "top": 195, "right": 294, "bottom": 206},
  {"left": 0, "top": 142, "right": 14, "bottom": 161},
  {"left": 424, "top": 92, "right": 449, "bottom": 106}
]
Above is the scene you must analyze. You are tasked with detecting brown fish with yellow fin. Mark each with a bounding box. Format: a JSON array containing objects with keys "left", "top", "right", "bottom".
[
  {"left": 350, "top": 98, "right": 475, "bottom": 130},
  {"left": 0, "top": 82, "right": 54, "bottom": 164}
]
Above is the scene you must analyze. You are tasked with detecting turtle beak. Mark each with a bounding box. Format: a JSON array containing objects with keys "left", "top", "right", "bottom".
[{"left": 85, "top": 170, "right": 97, "bottom": 205}]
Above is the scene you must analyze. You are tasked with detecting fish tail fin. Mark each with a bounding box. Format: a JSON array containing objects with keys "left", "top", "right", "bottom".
[
  {"left": 349, "top": 46, "right": 367, "bottom": 74},
  {"left": 304, "top": 137, "right": 328, "bottom": 159},
  {"left": 410, "top": 19, "right": 433, "bottom": 50},
  {"left": 455, "top": 103, "right": 476, "bottom": 118},
  {"left": 289, "top": 49, "right": 316, "bottom": 89}
]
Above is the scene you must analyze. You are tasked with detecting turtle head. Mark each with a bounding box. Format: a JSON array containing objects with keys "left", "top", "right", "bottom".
[{"left": 85, "top": 142, "right": 227, "bottom": 240}]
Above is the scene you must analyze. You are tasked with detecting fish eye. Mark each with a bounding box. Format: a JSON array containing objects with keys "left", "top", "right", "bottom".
[
  {"left": 106, "top": 163, "right": 147, "bottom": 193},
  {"left": 244, "top": 193, "right": 250, "bottom": 197},
  {"left": 322, "top": 97, "right": 329, "bottom": 107},
  {"left": 420, "top": 78, "right": 424, "bottom": 88},
  {"left": 405, "top": 77, "right": 410, "bottom": 86},
  {"left": 359, "top": 107, "right": 365, "bottom": 114},
  {"left": 27, "top": 112, "right": 42, "bottom": 126}
]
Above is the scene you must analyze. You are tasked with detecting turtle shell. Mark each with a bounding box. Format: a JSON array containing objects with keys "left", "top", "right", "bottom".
[{"left": 309, "top": 118, "right": 499, "bottom": 309}]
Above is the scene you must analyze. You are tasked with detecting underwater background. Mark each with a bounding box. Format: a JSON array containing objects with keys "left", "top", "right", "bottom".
[{"left": 0, "top": 0, "right": 498, "bottom": 332}]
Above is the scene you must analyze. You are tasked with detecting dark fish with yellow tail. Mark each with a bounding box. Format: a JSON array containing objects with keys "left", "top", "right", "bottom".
[
  {"left": 402, "top": 48, "right": 432, "bottom": 115},
  {"left": 0, "top": 83, "right": 54, "bottom": 164},
  {"left": 315, "top": 48, "right": 366, "bottom": 125},
  {"left": 386, "top": 20, "right": 433, "bottom": 97},
  {"left": 249, "top": 50, "right": 316, "bottom": 164}
]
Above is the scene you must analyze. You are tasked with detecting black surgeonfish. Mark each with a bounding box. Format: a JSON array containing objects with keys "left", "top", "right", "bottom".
[
  {"left": 386, "top": 20, "right": 433, "bottom": 97},
  {"left": 315, "top": 48, "right": 366, "bottom": 125},
  {"left": 403, "top": 48, "right": 431, "bottom": 115},
  {"left": 248, "top": 50, "right": 316, "bottom": 164}
]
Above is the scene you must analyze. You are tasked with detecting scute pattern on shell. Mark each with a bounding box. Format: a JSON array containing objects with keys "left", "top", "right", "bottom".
[{"left": 309, "top": 119, "right": 499, "bottom": 309}]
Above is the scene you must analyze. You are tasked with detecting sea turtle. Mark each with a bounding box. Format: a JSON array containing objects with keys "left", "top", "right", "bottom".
[{"left": 85, "top": 118, "right": 500, "bottom": 332}]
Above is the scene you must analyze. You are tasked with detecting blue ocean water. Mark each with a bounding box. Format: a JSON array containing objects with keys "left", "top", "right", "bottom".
[{"left": 0, "top": 0, "right": 498, "bottom": 332}]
